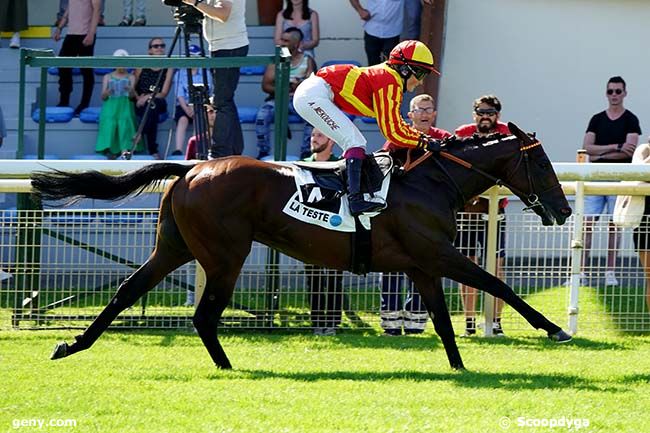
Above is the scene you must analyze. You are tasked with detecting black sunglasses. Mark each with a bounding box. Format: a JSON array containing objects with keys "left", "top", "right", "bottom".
[
  {"left": 475, "top": 108, "right": 498, "bottom": 116},
  {"left": 150, "top": 43, "right": 166, "bottom": 49},
  {"left": 406, "top": 64, "right": 430, "bottom": 81},
  {"left": 606, "top": 88, "right": 623, "bottom": 95}
]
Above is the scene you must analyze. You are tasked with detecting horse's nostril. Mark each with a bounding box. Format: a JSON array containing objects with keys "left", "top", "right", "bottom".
[{"left": 560, "top": 207, "right": 572, "bottom": 216}]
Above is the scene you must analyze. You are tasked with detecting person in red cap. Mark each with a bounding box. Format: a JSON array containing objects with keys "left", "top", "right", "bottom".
[{"left": 294, "top": 39, "right": 440, "bottom": 216}]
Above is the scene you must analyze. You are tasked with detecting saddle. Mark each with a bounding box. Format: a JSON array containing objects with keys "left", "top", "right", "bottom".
[
  {"left": 293, "top": 151, "right": 393, "bottom": 200},
  {"left": 285, "top": 151, "right": 394, "bottom": 275}
]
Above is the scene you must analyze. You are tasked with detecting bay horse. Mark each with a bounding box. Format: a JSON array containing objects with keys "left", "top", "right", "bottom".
[{"left": 32, "top": 122, "right": 572, "bottom": 370}]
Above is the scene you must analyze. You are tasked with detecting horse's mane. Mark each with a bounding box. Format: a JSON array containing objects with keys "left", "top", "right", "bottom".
[{"left": 440, "top": 133, "right": 513, "bottom": 153}]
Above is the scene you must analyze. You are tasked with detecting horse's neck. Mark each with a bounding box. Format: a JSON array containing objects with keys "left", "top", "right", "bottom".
[
  {"left": 444, "top": 137, "right": 515, "bottom": 206},
  {"left": 452, "top": 163, "right": 496, "bottom": 204}
]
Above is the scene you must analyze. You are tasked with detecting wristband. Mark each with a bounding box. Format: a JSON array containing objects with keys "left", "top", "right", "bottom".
[{"left": 617, "top": 143, "right": 623, "bottom": 152}]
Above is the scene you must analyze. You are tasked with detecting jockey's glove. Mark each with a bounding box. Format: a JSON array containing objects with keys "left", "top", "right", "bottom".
[{"left": 417, "top": 134, "right": 442, "bottom": 153}]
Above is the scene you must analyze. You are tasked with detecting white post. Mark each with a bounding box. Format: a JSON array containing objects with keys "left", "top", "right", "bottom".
[
  {"left": 483, "top": 186, "right": 500, "bottom": 337},
  {"left": 568, "top": 180, "right": 585, "bottom": 335},
  {"left": 567, "top": 149, "right": 587, "bottom": 335}
]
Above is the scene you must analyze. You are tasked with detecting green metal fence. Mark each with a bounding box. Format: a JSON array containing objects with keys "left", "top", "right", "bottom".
[{"left": 17, "top": 47, "right": 291, "bottom": 160}]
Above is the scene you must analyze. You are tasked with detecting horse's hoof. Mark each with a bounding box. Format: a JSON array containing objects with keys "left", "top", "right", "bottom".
[
  {"left": 50, "top": 342, "right": 69, "bottom": 360},
  {"left": 548, "top": 330, "right": 572, "bottom": 343}
]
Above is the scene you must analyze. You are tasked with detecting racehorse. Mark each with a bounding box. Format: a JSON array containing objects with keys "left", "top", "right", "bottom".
[{"left": 32, "top": 122, "right": 572, "bottom": 370}]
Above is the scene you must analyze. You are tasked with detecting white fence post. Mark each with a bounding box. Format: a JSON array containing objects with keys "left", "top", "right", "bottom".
[
  {"left": 483, "top": 186, "right": 500, "bottom": 337},
  {"left": 568, "top": 180, "right": 585, "bottom": 335}
]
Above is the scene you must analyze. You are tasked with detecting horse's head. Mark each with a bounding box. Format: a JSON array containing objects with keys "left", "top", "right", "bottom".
[{"left": 500, "top": 122, "right": 572, "bottom": 226}]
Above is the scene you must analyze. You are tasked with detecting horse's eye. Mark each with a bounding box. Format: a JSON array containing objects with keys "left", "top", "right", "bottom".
[{"left": 537, "top": 160, "right": 551, "bottom": 170}]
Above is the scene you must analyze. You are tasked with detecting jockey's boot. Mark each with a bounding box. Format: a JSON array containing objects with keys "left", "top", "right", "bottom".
[{"left": 346, "top": 157, "right": 383, "bottom": 216}]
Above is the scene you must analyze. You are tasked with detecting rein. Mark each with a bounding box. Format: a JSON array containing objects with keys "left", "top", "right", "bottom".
[{"left": 402, "top": 138, "right": 546, "bottom": 212}]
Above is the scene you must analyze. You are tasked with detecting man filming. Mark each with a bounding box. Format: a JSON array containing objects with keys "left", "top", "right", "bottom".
[{"left": 180, "top": 0, "right": 249, "bottom": 158}]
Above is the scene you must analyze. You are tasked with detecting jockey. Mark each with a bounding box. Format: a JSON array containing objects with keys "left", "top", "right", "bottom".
[{"left": 294, "top": 40, "right": 440, "bottom": 216}]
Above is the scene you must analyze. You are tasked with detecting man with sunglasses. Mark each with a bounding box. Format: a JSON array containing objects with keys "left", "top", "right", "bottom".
[
  {"left": 132, "top": 38, "right": 174, "bottom": 159},
  {"left": 454, "top": 95, "right": 510, "bottom": 337},
  {"left": 579, "top": 76, "right": 641, "bottom": 287},
  {"left": 294, "top": 40, "right": 441, "bottom": 216}
]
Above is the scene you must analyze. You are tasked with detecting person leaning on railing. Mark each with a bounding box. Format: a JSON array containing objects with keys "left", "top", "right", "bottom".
[
  {"left": 631, "top": 141, "right": 650, "bottom": 315},
  {"left": 580, "top": 76, "right": 641, "bottom": 287}
]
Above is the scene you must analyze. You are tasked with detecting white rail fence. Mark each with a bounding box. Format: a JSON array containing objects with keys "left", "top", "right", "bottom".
[{"left": 1, "top": 161, "right": 650, "bottom": 334}]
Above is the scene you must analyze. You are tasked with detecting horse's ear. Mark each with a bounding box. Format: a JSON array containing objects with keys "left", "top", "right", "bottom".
[{"left": 508, "top": 122, "right": 535, "bottom": 145}]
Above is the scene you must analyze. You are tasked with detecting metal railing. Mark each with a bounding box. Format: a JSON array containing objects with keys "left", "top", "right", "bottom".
[
  {"left": 2, "top": 162, "right": 650, "bottom": 334},
  {"left": 17, "top": 47, "right": 292, "bottom": 160}
]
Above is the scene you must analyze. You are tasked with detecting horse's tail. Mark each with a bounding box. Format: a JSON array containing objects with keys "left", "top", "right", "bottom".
[{"left": 31, "top": 162, "right": 196, "bottom": 203}]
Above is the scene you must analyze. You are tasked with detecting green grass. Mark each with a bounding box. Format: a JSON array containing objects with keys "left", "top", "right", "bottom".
[
  {"left": 2, "top": 285, "right": 650, "bottom": 432},
  {"left": 2, "top": 327, "right": 650, "bottom": 433}
]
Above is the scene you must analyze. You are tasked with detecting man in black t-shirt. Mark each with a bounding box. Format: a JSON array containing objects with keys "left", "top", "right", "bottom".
[{"left": 580, "top": 76, "right": 641, "bottom": 287}]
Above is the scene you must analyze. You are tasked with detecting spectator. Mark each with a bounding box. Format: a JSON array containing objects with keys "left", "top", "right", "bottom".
[
  {"left": 349, "top": 0, "right": 404, "bottom": 66},
  {"left": 580, "top": 76, "right": 641, "bottom": 287},
  {"left": 133, "top": 37, "right": 174, "bottom": 159},
  {"left": 380, "top": 93, "right": 451, "bottom": 335},
  {"left": 294, "top": 40, "right": 440, "bottom": 216},
  {"left": 0, "top": 0, "right": 28, "bottom": 49},
  {"left": 632, "top": 141, "right": 650, "bottom": 314},
  {"left": 402, "top": 0, "right": 432, "bottom": 40},
  {"left": 56, "top": 0, "right": 104, "bottom": 28},
  {"left": 119, "top": 0, "right": 146, "bottom": 26},
  {"left": 454, "top": 94, "right": 510, "bottom": 337},
  {"left": 95, "top": 49, "right": 141, "bottom": 159},
  {"left": 53, "top": 0, "right": 101, "bottom": 117},
  {"left": 302, "top": 128, "right": 344, "bottom": 336},
  {"left": 181, "top": 0, "right": 249, "bottom": 158},
  {"left": 185, "top": 100, "right": 217, "bottom": 160},
  {"left": 274, "top": 0, "right": 320, "bottom": 60},
  {"left": 173, "top": 44, "right": 213, "bottom": 156},
  {"left": 256, "top": 27, "right": 315, "bottom": 160},
  {"left": 0, "top": 105, "right": 6, "bottom": 148}
]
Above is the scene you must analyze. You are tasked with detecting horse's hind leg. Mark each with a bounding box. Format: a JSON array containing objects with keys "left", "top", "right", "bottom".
[
  {"left": 51, "top": 207, "right": 193, "bottom": 360},
  {"left": 410, "top": 271, "right": 465, "bottom": 370},
  {"left": 181, "top": 227, "right": 253, "bottom": 369},
  {"left": 192, "top": 271, "right": 241, "bottom": 369}
]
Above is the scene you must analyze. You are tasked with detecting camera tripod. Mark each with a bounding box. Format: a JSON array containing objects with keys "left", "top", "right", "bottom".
[{"left": 124, "top": 8, "right": 211, "bottom": 160}]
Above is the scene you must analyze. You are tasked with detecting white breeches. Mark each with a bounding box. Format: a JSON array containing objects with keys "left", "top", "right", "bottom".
[{"left": 293, "top": 74, "right": 367, "bottom": 152}]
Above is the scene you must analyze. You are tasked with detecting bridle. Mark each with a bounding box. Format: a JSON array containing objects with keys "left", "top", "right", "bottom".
[{"left": 402, "top": 136, "right": 553, "bottom": 213}]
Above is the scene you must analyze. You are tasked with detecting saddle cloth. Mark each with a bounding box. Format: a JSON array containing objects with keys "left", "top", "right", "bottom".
[{"left": 283, "top": 153, "right": 394, "bottom": 232}]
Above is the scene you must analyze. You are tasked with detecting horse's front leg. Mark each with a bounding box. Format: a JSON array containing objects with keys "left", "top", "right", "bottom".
[
  {"left": 409, "top": 270, "right": 465, "bottom": 370},
  {"left": 435, "top": 244, "right": 571, "bottom": 342}
]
